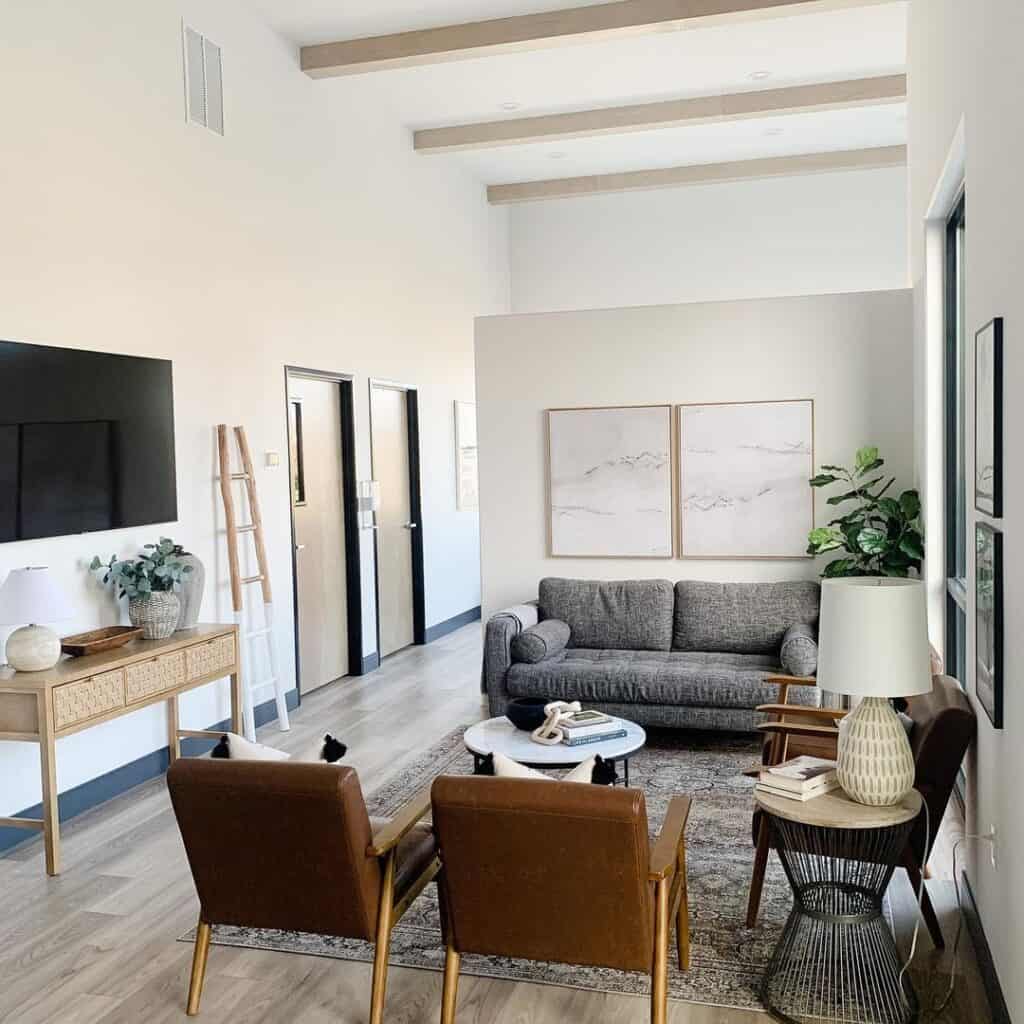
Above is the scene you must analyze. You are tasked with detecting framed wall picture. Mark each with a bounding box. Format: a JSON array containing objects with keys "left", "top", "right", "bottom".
[
  {"left": 454, "top": 400, "right": 478, "bottom": 511},
  {"left": 975, "top": 317, "right": 1003, "bottom": 517},
  {"left": 975, "top": 522, "right": 1004, "bottom": 729},
  {"left": 678, "top": 399, "right": 814, "bottom": 558},
  {"left": 547, "top": 405, "right": 673, "bottom": 558}
]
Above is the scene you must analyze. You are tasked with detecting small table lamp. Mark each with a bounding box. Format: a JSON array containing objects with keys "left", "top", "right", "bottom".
[
  {"left": 0, "top": 567, "right": 74, "bottom": 672},
  {"left": 817, "top": 578, "right": 933, "bottom": 806}
]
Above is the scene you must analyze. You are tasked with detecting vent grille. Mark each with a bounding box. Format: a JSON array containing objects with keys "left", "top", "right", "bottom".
[{"left": 183, "top": 24, "right": 223, "bottom": 136}]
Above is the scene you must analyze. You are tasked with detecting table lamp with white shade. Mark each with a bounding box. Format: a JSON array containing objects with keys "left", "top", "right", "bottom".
[
  {"left": 0, "top": 567, "right": 74, "bottom": 672},
  {"left": 817, "top": 577, "right": 933, "bottom": 806}
]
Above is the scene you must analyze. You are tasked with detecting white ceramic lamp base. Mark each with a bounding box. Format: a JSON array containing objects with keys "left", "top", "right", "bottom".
[
  {"left": 837, "top": 696, "right": 916, "bottom": 806},
  {"left": 5, "top": 624, "right": 62, "bottom": 672}
]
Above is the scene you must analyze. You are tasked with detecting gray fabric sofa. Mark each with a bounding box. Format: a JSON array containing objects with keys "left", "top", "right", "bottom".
[{"left": 483, "top": 578, "right": 821, "bottom": 732}]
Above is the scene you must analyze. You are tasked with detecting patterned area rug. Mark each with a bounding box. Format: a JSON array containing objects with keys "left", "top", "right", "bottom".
[{"left": 188, "top": 728, "right": 793, "bottom": 1012}]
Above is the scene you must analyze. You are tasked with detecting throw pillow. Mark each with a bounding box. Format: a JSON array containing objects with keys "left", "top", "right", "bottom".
[
  {"left": 510, "top": 619, "right": 571, "bottom": 664},
  {"left": 211, "top": 732, "right": 291, "bottom": 761},
  {"left": 484, "top": 750, "right": 615, "bottom": 785},
  {"left": 780, "top": 623, "right": 819, "bottom": 677}
]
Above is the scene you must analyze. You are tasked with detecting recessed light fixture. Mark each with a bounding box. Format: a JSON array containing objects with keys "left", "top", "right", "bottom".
[
  {"left": 499, "top": 102, "right": 521, "bottom": 111},
  {"left": 549, "top": 151, "right": 567, "bottom": 160},
  {"left": 764, "top": 126, "right": 785, "bottom": 136},
  {"left": 749, "top": 70, "right": 773, "bottom": 81}
]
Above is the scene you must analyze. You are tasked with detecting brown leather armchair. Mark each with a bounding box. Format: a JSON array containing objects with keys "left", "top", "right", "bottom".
[
  {"left": 430, "top": 776, "right": 692, "bottom": 1024},
  {"left": 746, "top": 674, "right": 976, "bottom": 947},
  {"left": 167, "top": 759, "right": 439, "bottom": 1021}
]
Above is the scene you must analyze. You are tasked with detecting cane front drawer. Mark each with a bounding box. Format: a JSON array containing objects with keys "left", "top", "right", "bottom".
[
  {"left": 125, "top": 651, "right": 187, "bottom": 704},
  {"left": 53, "top": 670, "right": 127, "bottom": 731},
  {"left": 185, "top": 634, "right": 236, "bottom": 682}
]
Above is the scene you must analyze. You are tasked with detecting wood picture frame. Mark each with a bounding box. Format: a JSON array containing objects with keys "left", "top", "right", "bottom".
[
  {"left": 975, "top": 522, "right": 1004, "bottom": 729},
  {"left": 546, "top": 404, "right": 674, "bottom": 558},
  {"left": 677, "top": 399, "right": 815, "bottom": 559},
  {"left": 454, "top": 400, "right": 479, "bottom": 511},
  {"left": 974, "top": 317, "right": 1003, "bottom": 517}
]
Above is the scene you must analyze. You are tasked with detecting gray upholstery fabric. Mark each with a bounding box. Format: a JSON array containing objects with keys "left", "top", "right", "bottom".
[
  {"left": 506, "top": 649, "right": 819, "bottom": 710},
  {"left": 780, "top": 623, "right": 819, "bottom": 677},
  {"left": 481, "top": 602, "right": 539, "bottom": 703},
  {"left": 539, "top": 577, "right": 674, "bottom": 651},
  {"left": 511, "top": 619, "right": 571, "bottom": 664},
  {"left": 672, "top": 580, "right": 821, "bottom": 654}
]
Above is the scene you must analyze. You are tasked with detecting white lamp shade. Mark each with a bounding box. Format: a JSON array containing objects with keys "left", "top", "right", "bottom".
[
  {"left": 0, "top": 567, "right": 74, "bottom": 626},
  {"left": 817, "top": 577, "right": 932, "bottom": 699}
]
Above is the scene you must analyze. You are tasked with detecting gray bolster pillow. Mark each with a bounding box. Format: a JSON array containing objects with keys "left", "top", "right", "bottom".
[
  {"left": 780, "top": 623, "right": 819, "bottom": 677},
  {"left": 510, "top": 619, "right": 571, "bottom": 664}
]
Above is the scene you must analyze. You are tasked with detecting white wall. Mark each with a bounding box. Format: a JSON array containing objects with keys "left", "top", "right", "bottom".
[
  {"left": 476, "top": 290, "right": 914, "bottom": 615},
  {"left": 908, "top": 1, "right": 1023, "bottom": 1016},
  {"left": 509, "top": 166, "right": 909, "bottom": 313},
  {"left": 0, "top": 0, "right": 508, "bottom": 819}
]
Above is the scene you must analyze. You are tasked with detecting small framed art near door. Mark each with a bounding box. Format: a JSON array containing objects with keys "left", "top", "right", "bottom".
[
  {"left": 974, "top": 317, "right": 1003, "bottom": 517},
  {"left": 975, "top": 522, "right": 1003, "bottom": 729}
]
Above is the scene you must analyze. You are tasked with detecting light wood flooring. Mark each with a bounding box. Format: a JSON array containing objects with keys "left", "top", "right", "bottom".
[{"left": 0, "top": 624, "right": 995, "bottom": 1023}]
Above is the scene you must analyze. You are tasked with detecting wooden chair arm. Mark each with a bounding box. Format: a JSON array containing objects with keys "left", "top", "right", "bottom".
[
  {"left": 757, "top": 721, "right": 840, "bottom": 740},
  {"left": 649, "top": 795, "right": 692, "bottom": 881},
  {"left": 368, "top": 785, "right": 433, "bottom": 857},
  {"left": 757, "top": 705, "right": 848, "bottom": 721},
  {"left": 764, "top": 674, "right": 818, "bottom": 688}
]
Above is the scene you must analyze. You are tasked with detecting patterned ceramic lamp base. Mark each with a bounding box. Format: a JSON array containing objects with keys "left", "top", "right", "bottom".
[{"left": 837, "top": 696, "right": 916, "bottom": 806}]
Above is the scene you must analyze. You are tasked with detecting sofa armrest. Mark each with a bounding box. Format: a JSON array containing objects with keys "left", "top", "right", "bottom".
[{"left": 481, "top": 601, "right": 539, "bottom": 713}]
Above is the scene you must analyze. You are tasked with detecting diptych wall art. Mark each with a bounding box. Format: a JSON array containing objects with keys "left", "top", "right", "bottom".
[
  {"left": 547, "top": 405, "right": 673, "bottom": 557},
  {"left": 975, "top": 318, "right": 1003, "bottom": 517},
  {"left": 678, "top": 399, "right": 814, "bottom": 558},
  {"left": 975, "top": 522, "right": 1004, "bottom": 729}
]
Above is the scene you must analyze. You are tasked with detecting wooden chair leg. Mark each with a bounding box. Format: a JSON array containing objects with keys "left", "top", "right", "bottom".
[
  {"left": 746, "top": 816, "right": 771, "bottom": 928},
  {"left": 651, "top": 878, "right": 669, "bottom": 1024},
  {"left": 676, "top": 842, "right": 690, "bottom": 972},
  {"left": 441, "top": 939, "right": 461, "bottom": 1024},
  {"left": 186, "top": 920, "right": 212, "bottom": 1016},
  {"left": 370, "top": 852, "right": 396, "bottom": 1024}
]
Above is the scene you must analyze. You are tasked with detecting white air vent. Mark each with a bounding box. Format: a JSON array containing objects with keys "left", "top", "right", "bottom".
[{"left": 183, "top": 24, "right": 224, "bottom": 136}]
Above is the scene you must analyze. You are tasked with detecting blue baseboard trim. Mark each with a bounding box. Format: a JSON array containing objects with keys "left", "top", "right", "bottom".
[
  {"left": 0, "top": 689, "right": 299, "bottom": 857},
  {"left": 424, "top": 606, "right": 481, "bottom": 644},
  {"left": 961, "top": 871, "right": 1012, "bottom": 1024},
  {"left": 359, "top": 653, "right": 380, "bottom": 675}
]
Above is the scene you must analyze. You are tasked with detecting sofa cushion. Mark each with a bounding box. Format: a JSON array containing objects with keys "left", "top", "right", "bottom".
[
  {"left": 780, "top": 623, "right": 819, "bottom": 677},
  {"left": 506, "top": 649, "right": 819, "bottom": 711},
  {"left": 511, "top": 619, "right": 571, "bottom": 664},
  {"left": 672, "top": 580, "right": 820, "bottom": 654},
  {"left": 539, "top": 578, "right": 674, "bottom": 652}
]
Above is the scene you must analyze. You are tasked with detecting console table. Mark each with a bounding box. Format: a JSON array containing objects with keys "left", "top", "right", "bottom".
[{"left": 0, "top": 623, "right": 241, "bottom": 876}]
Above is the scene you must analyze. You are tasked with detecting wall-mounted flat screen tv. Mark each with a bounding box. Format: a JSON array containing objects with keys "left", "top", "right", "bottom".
[{"left": 0, "top": 341, "right": 177, "bottom": 542}]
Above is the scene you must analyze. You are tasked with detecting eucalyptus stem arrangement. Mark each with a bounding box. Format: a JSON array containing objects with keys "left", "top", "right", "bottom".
[
  {"left": 91, "top": 538, "right": 193, "bottom": 599},
  {"left": 806, "top": 446, "right": 924, "bottom": 578}
]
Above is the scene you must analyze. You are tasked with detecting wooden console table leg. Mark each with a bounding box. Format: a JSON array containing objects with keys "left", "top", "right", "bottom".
[
  {"left": 230, "top": 671, "right": 243, "bottom": 735},
  {"left": 37, "top": 691, "right": 60, "bottom": 877},
  {"left": 167, "top": 695, "right": 181, "bottom": 763}
]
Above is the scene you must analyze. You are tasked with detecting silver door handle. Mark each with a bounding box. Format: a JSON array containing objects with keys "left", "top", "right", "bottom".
[
  {"left": 295, "top": 544, "right": 306, "bottom": 552},
  {"left": 403, "top": 523, "right": 418, "bottom": 530}
]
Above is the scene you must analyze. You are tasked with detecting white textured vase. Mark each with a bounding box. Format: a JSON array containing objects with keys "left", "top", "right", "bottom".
[
  {"left": 837, "top": 696, "right": 915, "bottom": 806},
  {"left": 128, "top": 592, "right": 181, "bottom": 641},
  {"left": 175, "top": 554, "right": 205, "bottom": 631}
]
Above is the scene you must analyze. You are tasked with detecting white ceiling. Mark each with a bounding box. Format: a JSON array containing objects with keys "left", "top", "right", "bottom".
[{"left": 248, "top": 1, "right": 908, "bottom": 190}]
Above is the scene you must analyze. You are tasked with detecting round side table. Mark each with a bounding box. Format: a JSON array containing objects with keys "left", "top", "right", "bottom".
[{"left": 755, "top": 787, "right": 923, "bottom": 1024}]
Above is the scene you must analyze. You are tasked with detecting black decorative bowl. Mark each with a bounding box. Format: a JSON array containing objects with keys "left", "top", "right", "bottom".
[{"left": 505, "top": 697, "right": 549, "bottom": 732}]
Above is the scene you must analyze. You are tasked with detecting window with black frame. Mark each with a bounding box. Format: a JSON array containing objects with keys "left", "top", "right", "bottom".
[{"left": 945, "top": 193, "right": 967, "bottom": 687}]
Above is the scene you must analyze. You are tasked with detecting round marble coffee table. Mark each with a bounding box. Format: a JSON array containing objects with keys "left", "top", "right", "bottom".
[{"left": 463, "top": 715, "right": 646, "bottom": 786}]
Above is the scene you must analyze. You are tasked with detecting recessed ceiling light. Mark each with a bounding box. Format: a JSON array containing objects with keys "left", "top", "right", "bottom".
[
  {"left": 549, "top": 151, "right": 567, "bottom": 160},
  {"left": 499, "top": 102, "right": 521, "bottom": 111},
  {"left": 764, "top": 126, "right": 785, "bottom": 136},
  {"left": 749, "top": 70, "right": 773, "bottom": 81}
]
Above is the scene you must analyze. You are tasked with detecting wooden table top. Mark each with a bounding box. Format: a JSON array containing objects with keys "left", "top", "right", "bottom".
[{"left": 755, "top": 786, "right": 923, "bottom": 830}]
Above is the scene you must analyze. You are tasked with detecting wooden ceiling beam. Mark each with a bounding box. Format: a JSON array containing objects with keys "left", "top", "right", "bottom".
[
  {"left": 414, "top": 74, "right": 905, "bottom": 153},
  {"left": 486, "top": 144, "right": 906, "bottom": 203},
  {"left": 301, "top": 0, "right": 894, "bottom": 78}
]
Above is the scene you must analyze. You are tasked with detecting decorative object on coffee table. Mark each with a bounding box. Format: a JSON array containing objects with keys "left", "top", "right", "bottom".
[
  {"left": 678, "top": 399, "right": 813, "bottom": 558},
  {"left": 974, "top": 317, "right": 1003, "bottom": 517},
  {"left": 547, "top": 404, "right": 673, "bottom": 558},
  {"left": 756, "top": 786, "right": 923, "bottom": 1024},
  {"left": 0, "top": 567, "right": 74, "bottom": 672},
  {"left": 60, "top": 625, "right": 143, "bottom": 657},
  {"left": 173, "top": 546, "right": 205, "bottom": 630},
  {"left": 975, "top": 522, "right": 1004, "bottom": 729},
  {"left": 504, "top": 696, "right": 549, "bottom": 732},
  {"left": 817, "top": 578, "right": 932, "bottom": 805},
  {"left": 91, "top": 538, "right": 193, "bottom": 641}
]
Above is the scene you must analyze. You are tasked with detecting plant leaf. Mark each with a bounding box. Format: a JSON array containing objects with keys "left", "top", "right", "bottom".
[
  {"left": 809, "top": 474, "right": 840, "bottom": 487},
  {"left": 855, "top": 446, "right": 880, "bottom": 473},
  {"left": 857, "top": 527, "right": 888, "bottom": 555},
  {"left": 900, "top": 490, "right": 921, "bottom": 520},
  {"left": 807, "top": 526, "right": 846, "bottom": 553},
  {"left": 878, "top": 497, "right": 901, "bottom": 519},
  {"left": 827, "top": 488, "right": 863, "bottom": 506},
  {"left": 823, "top": 558, "right": 859, "bottom": 578},
  {"left": 899, "top": 533, "right": 925, "bottom": 560}
]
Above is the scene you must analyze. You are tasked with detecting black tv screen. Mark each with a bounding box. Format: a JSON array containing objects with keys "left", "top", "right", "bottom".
[{"left": 0, "top": 341, "right": 177, "bottom": 542}]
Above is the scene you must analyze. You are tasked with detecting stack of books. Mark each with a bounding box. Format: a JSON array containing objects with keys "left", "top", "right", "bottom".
[
  {"left": 559, "top": 710, "right": 627, "bottom": 747},
  {"left": 755, "top": 756, "right": 839, "bottom": 802}
]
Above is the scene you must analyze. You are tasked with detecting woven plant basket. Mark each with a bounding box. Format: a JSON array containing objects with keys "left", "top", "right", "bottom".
[{"left": 128, "top": 592, "right": 181, "bottom": 640}]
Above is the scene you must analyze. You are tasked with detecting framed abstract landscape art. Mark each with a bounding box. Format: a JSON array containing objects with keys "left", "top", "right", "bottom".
[
  {"left": 975, "top": 522, "right": 1004, "bottom": 729},
  {"left": 975, "top": 317, "right": 1003, "bottom": 517},
  {"left": 678, "top": 399, "right": 814, "bottom": 558},
  {"left": 547, "top": 405, "right": 673, "bottom": 558}
]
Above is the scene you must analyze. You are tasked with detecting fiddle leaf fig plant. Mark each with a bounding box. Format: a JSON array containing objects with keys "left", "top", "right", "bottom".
[
  {"left": 90, "top": 537, "right": 193, "bottom": 600},
  {"left": 806, "top": 447, "right": 924, "bottom": 578}
]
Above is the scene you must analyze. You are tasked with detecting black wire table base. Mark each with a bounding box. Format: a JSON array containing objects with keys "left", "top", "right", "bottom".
[{"left": 761, "top": 814, "right": 919, "bottom": 1024}]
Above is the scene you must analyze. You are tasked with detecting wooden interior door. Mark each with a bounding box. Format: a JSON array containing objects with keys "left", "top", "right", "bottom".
[
  {"left": 371, "top": 384, "right": 416, "bottom": 658},
  {"left": 289, "top": 374, "right": 348, "bottom": 694}
]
